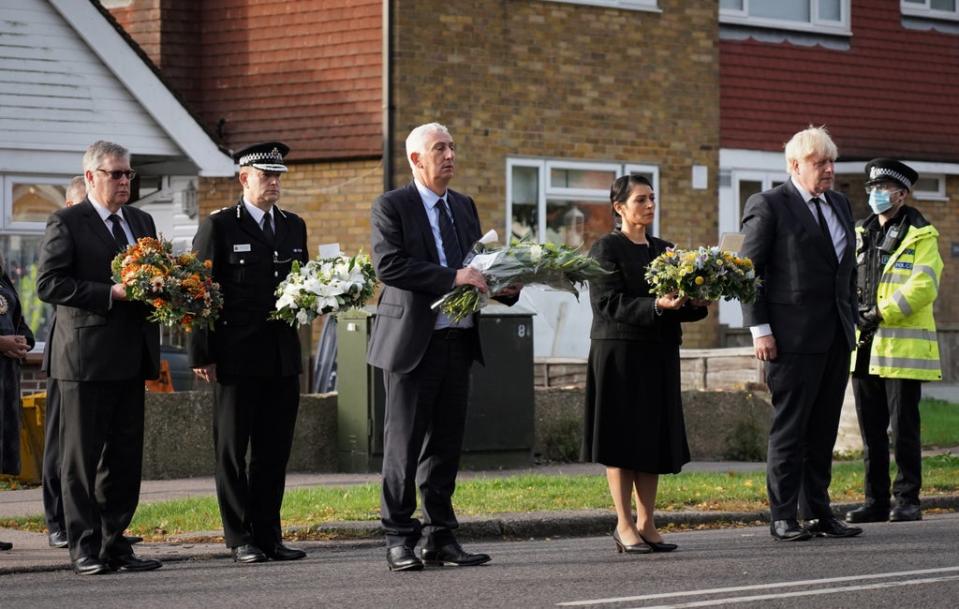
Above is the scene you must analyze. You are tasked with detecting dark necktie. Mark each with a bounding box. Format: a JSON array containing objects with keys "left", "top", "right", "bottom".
[
  {"left": 108, "top": 214, "right": 128, "bottom": 248},
  {"left": 437, "top": 199, "right": 463, "bottom": 268},
  {"left": 262, "top": 212, "right": 275, "bottom": 244},
  {"left": 811, "top": 197, "right": 832, "bottom": 243}
]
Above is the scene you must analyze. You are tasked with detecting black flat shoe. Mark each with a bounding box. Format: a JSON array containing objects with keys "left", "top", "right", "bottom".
[
  {"left": 804, "top": 517, "right": 863, "bottom": 538},
  {"left": 845, "top": 504, "right": 890, "bottom": 523},
  {"left": 0, "top": 540, "right": 12, "bottom": 551},
  {"left": 639, "top": 534, "right": 678, "bottom": 552},
  {"left": 421, "top": 541, "right": 491, "bottom": 566},
  {"left": 125, "top": 535, "right": 144, "bottom": 545},
  {"left": 72, "top": 555, "right": 108, "bottom": 575},
  {"left": 890, "top": 504, "right": 922, "bottom": 522},
  {"left": 106, "top": 553, "right": 162, "bottom": 572},
  {"left": 770, "top": 519, "right": 813, "bottom": 541},
  {"left": 231, "top": 543, "right": 268, "bottom": 563},
  {"left": 386, "top": 545, "right": 423, "bottom": 571},
  {"left": 48, "top": 530, "right": 69, "bottom": 548},
  {"left": 262, "top": 543, "right": 306, "bottom": 561},
  {"left": 612, "top": 530, "right": 652, "bottom": 554}
]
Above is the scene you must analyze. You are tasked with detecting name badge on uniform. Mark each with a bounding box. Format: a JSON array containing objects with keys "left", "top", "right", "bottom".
[{"left": 233, "top": 243, "right": 252, "bottom": 252}]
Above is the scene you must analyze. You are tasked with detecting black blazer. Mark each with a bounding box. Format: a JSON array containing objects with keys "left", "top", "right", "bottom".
[
  {"left": 367, "top": 182, "right": 484, "bottom": 374},
  {"left": 739, "top": 180, "right": 858, "bottom": 354},
  {"left": 37, "top": 199, "right": 160, "bottom": 381},
  {"left": 588, "top": 231, "right": 707, "bottom": 344},
  {"left": 188, "top": 200, "right": 309, "bottom": 378}
]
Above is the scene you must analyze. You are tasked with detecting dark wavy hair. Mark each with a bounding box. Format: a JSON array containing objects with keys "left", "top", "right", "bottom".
[{"left": 610, "top": 174, "right": 653, "bottom": 222}]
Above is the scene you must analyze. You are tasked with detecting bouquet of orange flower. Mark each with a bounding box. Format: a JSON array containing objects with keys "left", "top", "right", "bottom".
[{"left": 111, "top": 237, "right": 223, "bottom": 331}]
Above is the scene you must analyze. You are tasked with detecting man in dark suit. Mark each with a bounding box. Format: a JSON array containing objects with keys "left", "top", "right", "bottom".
[
  {"left": 740, "top": 126, "right": 862, "bottom": 542},
  {"left": 189, "top": 142, "right": 309, "bottom": 564},
  {"left": 37, "top": 141, "right": 162, "bottom": 575},
  {"left": 368, "top": 122, "right": 518, "bottom": 571}
]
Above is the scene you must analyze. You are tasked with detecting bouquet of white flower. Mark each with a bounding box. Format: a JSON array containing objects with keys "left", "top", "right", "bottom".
[
  {"left": 269, "top": 252, "right": 377, "bottom": 326},
  {"left": 432, "top": 231, "right": 609, "bottom": 322}
]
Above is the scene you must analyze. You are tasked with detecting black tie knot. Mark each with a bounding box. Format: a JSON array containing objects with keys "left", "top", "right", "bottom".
[
  {"left": 262, "top": 212, "right": 275, "bottom": 244},
  {"left": 437, "top": 198, "right": 463, "bottom": 269},
  {"left": 108, "top": 214, "right": 128, "bottom": 248}
]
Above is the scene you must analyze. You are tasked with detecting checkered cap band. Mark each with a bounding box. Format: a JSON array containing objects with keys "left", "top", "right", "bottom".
[
  {"left": 869, "top": 166, "right": 912, "bottom": 188},
  {"left": 238, "top": 148, "right": 284, "bottom": 167}
]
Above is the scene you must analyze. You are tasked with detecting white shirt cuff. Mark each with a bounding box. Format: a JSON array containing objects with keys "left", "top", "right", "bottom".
[{"left": 749, "top": 324, "right": 772, "bottom": 339}]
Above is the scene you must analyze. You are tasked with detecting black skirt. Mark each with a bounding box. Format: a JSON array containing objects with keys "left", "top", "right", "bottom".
[{"left": 582, "top": 339, "right": 690, "bottom": 474}]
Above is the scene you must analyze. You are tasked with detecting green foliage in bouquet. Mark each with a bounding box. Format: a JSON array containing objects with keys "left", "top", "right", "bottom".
[
  {"left": 111, "top": 237, "right": 223, "bottom": 331},
  {"left": 644, "top": 246, "right": 760, "bottom": 304},
  {"left": 270, "top": 253, "right": 377, "bottom": 327},
  {"left": 433, "top": 238, "right": 610, "bottom": 322}
]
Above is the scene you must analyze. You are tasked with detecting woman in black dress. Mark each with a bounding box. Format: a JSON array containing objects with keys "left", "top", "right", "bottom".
[
  {"left": 0, "top": 254, "right": 35, "bottom": 551},
  {"left": 584, "top": 175, "right": 707, "bottom": 554}
]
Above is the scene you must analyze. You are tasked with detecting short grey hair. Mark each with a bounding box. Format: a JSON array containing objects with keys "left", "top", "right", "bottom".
[
  {"left": 784, "top": 126, "right": 838, "bottom": 172},
  {"left": 65, "top": 175, "right": 86, "bottom": 204},
  {"left": 82, "top": 140, "right": 130, "bottom": 176},
  {"left": 405, "top": 122, "right": 451, "bottom": 171}
]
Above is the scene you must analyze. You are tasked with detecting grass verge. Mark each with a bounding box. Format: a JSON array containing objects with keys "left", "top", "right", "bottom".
[
  {"left": 920, "top": 398, "right": 959, "bottom": 448},
  {"left": 3, "top": 453, "right": 957, "bottom": 540}
]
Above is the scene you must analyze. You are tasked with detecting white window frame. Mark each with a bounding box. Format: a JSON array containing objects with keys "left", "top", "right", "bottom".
[
  {"left": 2, "top": 174, "right": 70, "bottom": 233},
  {"left": 720, "top": 0, "right": 851, "bottom": 36},
  {"left": 541, "top": 0, "right": 661, "bottom": 13},
  {"left": 902, "top": 0, "right": 959, "bottom": 22},
  {"left": 912, "top": 174, "right": 948, "bottom": 201},
  {"left": 506, "top": 158, "right": 661, "bottom": 244}
]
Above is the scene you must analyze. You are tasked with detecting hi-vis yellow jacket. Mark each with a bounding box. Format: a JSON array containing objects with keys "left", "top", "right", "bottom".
[{"left": 852, "top": 212, "right": 942, "bottom": 380}]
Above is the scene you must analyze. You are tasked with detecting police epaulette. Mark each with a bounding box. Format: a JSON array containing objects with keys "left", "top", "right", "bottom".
[{"left": 211, "top": 206, "right": 231, "bottom": 215}]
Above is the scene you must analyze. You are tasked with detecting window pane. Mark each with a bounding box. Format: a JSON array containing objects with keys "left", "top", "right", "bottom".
[
  {"left": 931, "top": 0, "right": 956, "bottom": 10},
  {"left": 550, "top": 168, "right": 616, "bottom": 190},
  {"left": 738, "top": 180, "right": 763, "bottom": 222},
  {"left": 720, "top": 0, "right": 744, "bottom": 9},
  {"left": 819, "top": 0, "right": 841, "bottom": 20},
  {"left": 0, "top": 234, "right": 53, "bottom": 343},
  {"left": 511, "top": 166, "right": 539, "bottom": 242},
  {"left": 545, "top": 199, "right": 613, "bottom": 251},
  {"left": 913, "top": 176, "right": 941, "bottom": 192},
  {"left": 751, "top": 0, "right": 810, "bottom": 22},
  {"left": 12, "top": 182, "right": 66, "bottom": 223}
]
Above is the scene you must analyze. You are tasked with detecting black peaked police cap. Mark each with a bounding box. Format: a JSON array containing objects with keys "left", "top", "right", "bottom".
[
  {"left": 864, "top": 158, "right": 918, "bottom": 191},
  {"left": 234, "top": 141, "right": 290, "bottom": 173}
]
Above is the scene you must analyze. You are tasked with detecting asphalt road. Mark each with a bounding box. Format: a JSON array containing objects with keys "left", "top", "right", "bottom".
[{"left": 3, "top": 514, "right": 958, "bottom": 609}]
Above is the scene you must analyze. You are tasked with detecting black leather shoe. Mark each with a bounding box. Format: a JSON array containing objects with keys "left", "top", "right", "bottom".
[
  {"left": 231, "top": 544, "right": 268, "bottom": 563},
  {"left": 639, "top": 533, "right": 678, "bottom": 553},
  {"left": 421, "top": 541, "right": 491, "bottom": 566},
  {"left": 386, "top": 545, "right": 423, "bottom": 572},
  {"left": 0, "top": 540, "right": 12, "bottom": 551},
  {"left": 48, "top": 530, "right": 69, "bottom": 548},
  {"left": 845, "top": 504, "right": 890, "bottom": 523},
  {"left": 805, "top": 517, "right": 863, "bottom": 538},
  {"left": 125, "top": 535, "right": 144, "bottom": 545},
  {"left": 262, "top": 543, "right": 306, "bottom": 561},
  {"left": 770, "top": 519, "right": 812, "bottom": 541},
  {"left": 72, "top": 555, "right": 109, "bottom": 575},
  {"left": 106, "top": 553, "right": 162, "bottom": 572},
  {"left": 890, "top": 504, "right": 922, "bottom": 522}
]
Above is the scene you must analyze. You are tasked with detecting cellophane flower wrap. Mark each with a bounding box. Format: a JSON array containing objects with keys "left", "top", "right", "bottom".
[
  {"left": 644, "top": 246, "right": 760, "bottom": 303},
  {"left": 111, "top": 237, "right": 223, "bottom": 331},
  {"left": 432, "top": 231, "right": 610, "bottom": 322},
  {"left": 270, "top": 253, "right": 377, "bottom": 326}
]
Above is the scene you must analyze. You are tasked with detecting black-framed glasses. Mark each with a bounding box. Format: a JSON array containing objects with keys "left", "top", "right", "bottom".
[{"left": 97, "top": 168, "right": 137, "bottom": 181}]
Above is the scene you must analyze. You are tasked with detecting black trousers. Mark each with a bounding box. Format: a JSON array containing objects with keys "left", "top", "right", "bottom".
[
  {"left": 42, "top": 377, "right": 65, "bottom": 534},
  {"left": 59, "top": 379, "right": 144, "bottom": 561},
  {"left": 213, "top": 374, "right": 300, "bottom": 549},
  {"left": 764, "top": 327, "right": 850, "bottom": 521},
  {"left": 852, "top": 351, "right": 922, "bottom": 508},
  {"left": 380, "top": 330, "right": 473, "bottom": 548}
]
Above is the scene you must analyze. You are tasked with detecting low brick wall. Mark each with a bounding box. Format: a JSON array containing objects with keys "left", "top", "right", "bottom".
[
  {"left": 533, "top": 386, "right": 773, "bottom": 463},
  {"left": 142, "top": 391, "right": 337, "bottom": 479}
]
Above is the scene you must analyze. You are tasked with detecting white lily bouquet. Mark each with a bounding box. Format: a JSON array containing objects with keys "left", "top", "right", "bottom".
[
  {"left": 269, "top": 251, "right": 377, "bottom": 326},
  {"left": 431, "top": 230, "right": 610, "bottom": 322}
]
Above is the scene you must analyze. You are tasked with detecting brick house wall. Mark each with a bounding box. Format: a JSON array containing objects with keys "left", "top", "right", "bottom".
[{"left": 389, "top": 0, "right": 721, "bottom": 347}]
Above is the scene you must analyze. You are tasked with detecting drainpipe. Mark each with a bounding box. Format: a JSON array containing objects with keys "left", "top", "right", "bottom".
[{"left": 382, "top": 0, "right": 393, "bottom": 192}]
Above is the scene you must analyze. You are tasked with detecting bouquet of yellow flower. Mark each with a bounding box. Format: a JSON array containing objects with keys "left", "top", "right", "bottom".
[
  {"left": 111, "top": 237, "right": 223, "bottom": 331},
  {"left": 432, "top": 231, "right": 610, "bottom": 322},
  {"left": 644, "top": 246, "right": 760, "bottom": 303},
  {"left": 269, "top": 252, "right": 377, "bottom": 326}
]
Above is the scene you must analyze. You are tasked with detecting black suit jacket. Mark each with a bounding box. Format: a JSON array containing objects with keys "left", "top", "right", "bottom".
[
  {"left": 739, "top": 180, "right": 857, "bottom": 354},
  {"left": 188, "top": 199, "right": 309, "bottom": 378},
  {"left": 37, "top": 199, "right": 160, "bottom": 381},
  {"left": 367, "top": 182, "right": 484, "bottom": 374}
]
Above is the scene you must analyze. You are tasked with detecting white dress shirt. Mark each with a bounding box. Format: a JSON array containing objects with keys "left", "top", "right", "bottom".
[
  {"left": 242, "top": 198, "right": 275, "bottom": 234},
  {"left": 88, "top": 194, "right": 135, "bottom": 245}
]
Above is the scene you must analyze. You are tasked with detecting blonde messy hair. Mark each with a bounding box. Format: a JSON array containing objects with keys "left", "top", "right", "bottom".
[{"left": 784, "top": 125, "right": 838, "bottom": 173}]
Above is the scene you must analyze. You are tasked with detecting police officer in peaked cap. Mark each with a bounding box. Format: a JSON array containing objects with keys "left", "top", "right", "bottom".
[
  {"left": 189, "top": 141, "right": 310, "bottom": 563},
  {"left": 845, "top": 158, "right": 943, "bottom": 525}
]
